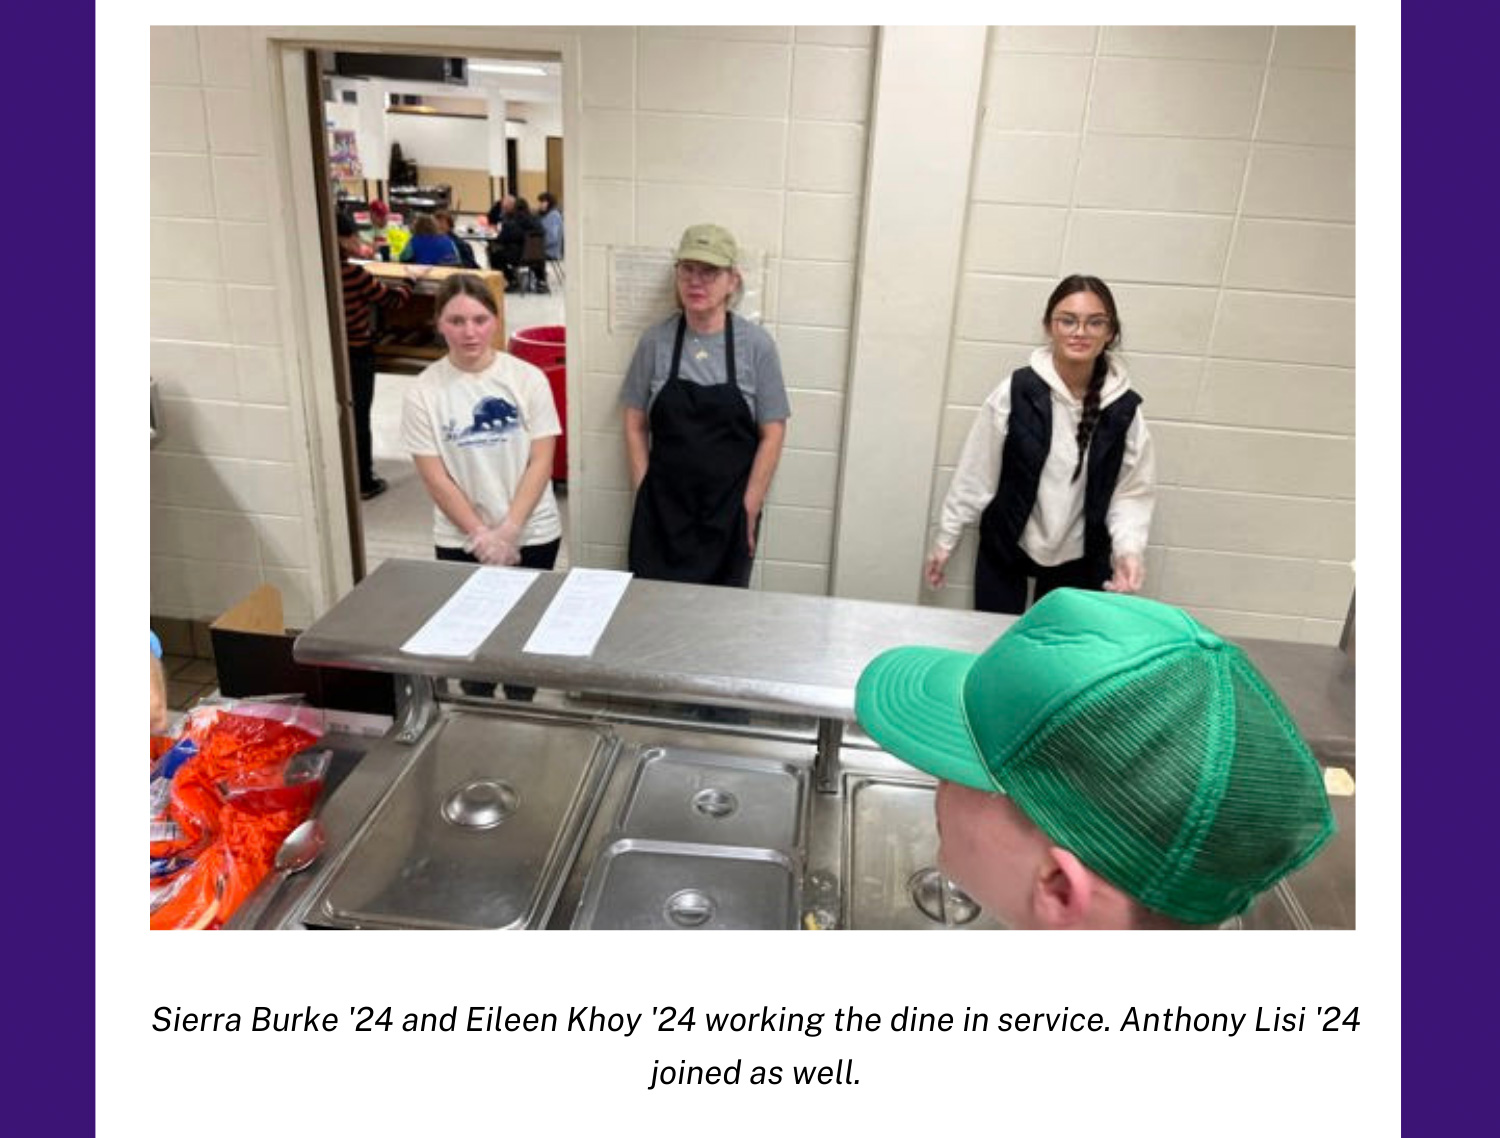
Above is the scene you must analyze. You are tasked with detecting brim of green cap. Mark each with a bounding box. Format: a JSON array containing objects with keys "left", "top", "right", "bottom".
[
  {"left": 676, "top": 250, "right": 734, "bottom": 267},
  {"left": 854, "top": 646, "right": 997, "bottom": 791}
]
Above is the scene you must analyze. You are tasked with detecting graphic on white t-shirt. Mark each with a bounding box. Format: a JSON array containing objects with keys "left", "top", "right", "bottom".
[{"left": 443, "top": 396, "right": 522, "bottom": 447}]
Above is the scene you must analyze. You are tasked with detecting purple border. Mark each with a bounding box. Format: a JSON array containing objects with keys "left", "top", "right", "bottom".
[
  {"left": 40, "top": 17, "right": 1462, "bottom": 1132},
  {"left": 23, "top": 4, "right": 93, "bottom": 1132},
  {"left": 1402, "top": 12, "right": 1489, "bottom": 1130}
]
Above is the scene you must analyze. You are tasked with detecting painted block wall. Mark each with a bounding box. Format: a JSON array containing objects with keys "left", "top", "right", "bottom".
[
  {"left": 150, "top": 25, "right": 323, "bottom": 629},
  {"left": 571, "top": 26, "right": 875, "bottom": 596},
  {"left": 148, "top": 25, "right": 1356, "bottom": 647},
  {"left": 926, "top": 26, "right": 1355, "bottom": 644}
]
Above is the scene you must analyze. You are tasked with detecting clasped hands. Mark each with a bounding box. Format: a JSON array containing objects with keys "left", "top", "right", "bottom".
[{"left": 467, "top": 519, "right": 524, "bottom": 566}]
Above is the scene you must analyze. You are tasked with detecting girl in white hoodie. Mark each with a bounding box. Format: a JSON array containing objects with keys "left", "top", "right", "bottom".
[{"left": 926, "top": 275, "right": 1155, "bottom": 614}]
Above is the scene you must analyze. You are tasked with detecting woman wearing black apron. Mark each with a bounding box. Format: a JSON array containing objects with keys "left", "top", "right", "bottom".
[{"left": 622, "top": 224, "right": 790, "bottom": 587}]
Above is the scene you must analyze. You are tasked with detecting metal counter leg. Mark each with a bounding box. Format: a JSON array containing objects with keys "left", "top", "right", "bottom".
[
  {"left": 815, "top": 718, "right": 844, "bottom": 795},
  {"left": 394, "top": 674, "right": 438, "bottom": 744}
]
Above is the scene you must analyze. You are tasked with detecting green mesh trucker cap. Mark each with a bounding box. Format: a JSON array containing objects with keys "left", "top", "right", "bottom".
[{"left": 855, "top": 589, "right": 1335, "bottom": 923}]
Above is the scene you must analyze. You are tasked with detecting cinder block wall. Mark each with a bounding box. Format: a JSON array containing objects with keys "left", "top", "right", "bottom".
[
  {"left": 150, "top": 26, "right": 321, "bottom": 628},
  {"left": 149, "top": 26, "right": 1355, "bottom": 645},
  {"left": 927, "top": 27, "right": 1354, "bottom": 643},
  {"left": 571, "top": 26, "right": 874, "bottom": 595}
]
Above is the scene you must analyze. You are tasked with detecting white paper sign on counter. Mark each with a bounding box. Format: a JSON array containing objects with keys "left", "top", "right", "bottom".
[
  {"left": 523, "top": 568, "right": 633, "bottom": 657},
  {"left": 400, "top": 567, "right": 540, "bottom": 657}
]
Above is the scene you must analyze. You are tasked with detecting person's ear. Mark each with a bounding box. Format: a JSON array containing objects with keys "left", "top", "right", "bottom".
[{"left": 1031, "top": 846, "right": 1098, "bottom": 929}]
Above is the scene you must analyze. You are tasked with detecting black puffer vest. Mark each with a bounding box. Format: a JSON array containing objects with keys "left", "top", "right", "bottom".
[{"left": 978, "top": 366, "right": 1142, "bottom": 582}]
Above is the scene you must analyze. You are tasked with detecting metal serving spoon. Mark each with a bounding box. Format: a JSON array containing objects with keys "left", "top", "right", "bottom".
[{"left": 274, "top": 817, "right": 326, "bottom": 875}]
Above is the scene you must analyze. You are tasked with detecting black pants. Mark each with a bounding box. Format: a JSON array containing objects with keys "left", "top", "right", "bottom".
[
  {"left": 436, "top": 539, "right": 561, "bottom": 700},
  {"left": 974, "top": 549, "right": 1106, "bottom": 615},
  {"left": 349, "top": 344, "right": 378, "bottom": 491},
  {"left": 488, "top": 243, "right": 523, "bottom": 286}
]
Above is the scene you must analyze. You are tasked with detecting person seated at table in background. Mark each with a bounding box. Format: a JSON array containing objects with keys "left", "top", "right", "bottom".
[
  {"left": 336, "top": 211, "right": 374, "bottom": 259},
  {"left": 399, "top": 212, "right": 462, "bottom": 267},
  {"left": 434, "top": 209, "right": 479, "bottom": 270},
  {"left": 492, "top": 197, "right": 545, "bottom": 293},
  {"left": 486, "top": 194, "right": 520, "bottom": 283},
  {"left": 367, "top": 198, "right": 393, "bottom": 261},
  {"left": 621, "top": 223, "right": 789, "bottom": 589},
  {"left": 537, "top": 192, "right": 564, "bottom": 287},
  {"left": 486, "top": 193, "right": 512, "bottom": 230},
  {"left": 925, "top": 274, "right": 1155, "bottom": 614},
  {"left": 516, "top": 195, "right": 549, "bottom": 293},
  {"left": 855, "top": 588, "right": 1335, "bottom": 930},
  {"left": 401, "top": 273, "right": 562, "bottom": 700},
  {"left": 337, "top": 211, "right": 413, "bottom": 501}
]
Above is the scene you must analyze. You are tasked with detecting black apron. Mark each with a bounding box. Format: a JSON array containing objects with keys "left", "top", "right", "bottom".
[{"left": 628, "top": 314, "right": 760, "bottom": 585}]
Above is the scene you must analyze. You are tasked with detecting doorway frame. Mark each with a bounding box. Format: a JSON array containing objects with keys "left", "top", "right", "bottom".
[{"left": 257, "top": 26, "right": 582, "bottom": 610}]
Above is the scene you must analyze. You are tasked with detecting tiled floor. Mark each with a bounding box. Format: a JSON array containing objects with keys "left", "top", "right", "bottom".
[
  {"left": 361, "top": 288, "right": 569, "bottom": 575},
  {"left": 153, "top": 618, "right": 221, "bottom": 714},
  {"left": 161, "top": 654, "right": 220, "bottom": 712}
]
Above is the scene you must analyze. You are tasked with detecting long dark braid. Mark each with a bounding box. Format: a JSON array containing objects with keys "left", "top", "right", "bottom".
[{"left": 1070, "top": 354, "right": 1109, "bottom": 482}]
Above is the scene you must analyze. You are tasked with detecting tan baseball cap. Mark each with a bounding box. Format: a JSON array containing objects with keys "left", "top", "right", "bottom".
[{"left": 675, "top": 223, "right": 739, "bottom": 268}]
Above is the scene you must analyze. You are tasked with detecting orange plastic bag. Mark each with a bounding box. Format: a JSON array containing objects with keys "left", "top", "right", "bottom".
[{"left": 149, "top": 703, "right": 324, "bottom": 930}]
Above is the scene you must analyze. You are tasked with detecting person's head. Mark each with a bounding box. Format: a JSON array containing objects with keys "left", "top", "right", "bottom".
[
  {"left": 501, "top": 194, "right": 517, "bottom": 215},
  {"left": 514, "top": 197, "right": 533, "bottom": 217},
  {"left": 855, "top": 589, "right": 1336, "bottom": 930},
  {"left": 433, "top": 273, "right": 500, "bottom": 371},
  {"left": 369, "top": 199, "right": 389, "bottom": 225},
  {"left": 335, "top": 211, "right": 362, "bottom": 258},
  {"left": 433, "top": 209, "right": 455, "bottom": 234},
  {"left": 673, "top": 223, "right": 743, "bottom": 319},
  {"left": 411, "top": 212, "right": 439, "bottom": 237},
  {"left": 537, "top": 192, "right": 557, "bottom": 213},
  {"left": 1044, "top": 274, "right": 1121, "bottom": 366},
  {"left": 1043, "top": 274, "right": 1123, "bottom": 482}
]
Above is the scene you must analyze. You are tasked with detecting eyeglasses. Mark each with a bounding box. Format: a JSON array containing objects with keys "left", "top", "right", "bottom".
[
  {"left": 1052, "top": 314, "right": 1113, "bottom": 335},
  {"left": 676, "top": 262, "right": 727, "bottom": 283}
]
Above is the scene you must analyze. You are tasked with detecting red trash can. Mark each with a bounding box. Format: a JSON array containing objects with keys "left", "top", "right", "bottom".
[{"left": 507, "top": 325, "right": 567, "bottom": 485}]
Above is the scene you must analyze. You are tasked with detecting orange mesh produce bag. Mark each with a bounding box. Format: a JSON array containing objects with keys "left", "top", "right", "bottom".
[{"left": 149, "top": 706, "right": 323, "bottom": 930}]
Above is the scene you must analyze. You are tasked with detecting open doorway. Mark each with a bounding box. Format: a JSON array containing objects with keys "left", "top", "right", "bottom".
[{"left": 313, "top": 47, "right": 570, "bottom": 579}]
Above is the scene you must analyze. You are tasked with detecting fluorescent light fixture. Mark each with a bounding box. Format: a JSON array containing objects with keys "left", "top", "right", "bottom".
[{"left": 468, "top": 63, "right": 547, "bottom": 76}]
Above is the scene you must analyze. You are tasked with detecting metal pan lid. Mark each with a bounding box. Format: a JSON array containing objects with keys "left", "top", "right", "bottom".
[{"left": 313, "top": 713, "right": 614, "bottom": 930}]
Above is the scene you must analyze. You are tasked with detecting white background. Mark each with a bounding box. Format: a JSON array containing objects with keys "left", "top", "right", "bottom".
[{"left": 114, "top": 3, "right": 1399, "bottom": 1133}]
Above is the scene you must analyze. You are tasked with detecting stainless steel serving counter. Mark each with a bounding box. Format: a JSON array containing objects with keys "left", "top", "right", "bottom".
[
  {"left": 238, "top": 562, "right": 1355, "bottom": 931},
  {"left": 238, "top": 702, "right": 1355, "bottom": 931},
  {"left": 293, "top": 559, "right": 1015, "bottom": 719}
]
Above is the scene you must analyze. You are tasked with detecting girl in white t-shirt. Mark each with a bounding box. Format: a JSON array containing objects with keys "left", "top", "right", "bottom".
[
  {"left": 401, "top": 273, "right": 563, "bottom": 572},
  {"left": 401, "top": 275, "right": 563, "bottom": 702}
]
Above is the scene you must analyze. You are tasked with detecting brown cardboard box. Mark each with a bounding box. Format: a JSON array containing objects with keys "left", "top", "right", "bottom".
[{"left": 210, "top": 585, "right": 395, "bottom": 715}]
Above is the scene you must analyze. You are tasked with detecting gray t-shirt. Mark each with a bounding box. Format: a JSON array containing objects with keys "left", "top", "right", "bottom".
[{"left": 619, "top": 313, "right": 791, "bottom": 424}]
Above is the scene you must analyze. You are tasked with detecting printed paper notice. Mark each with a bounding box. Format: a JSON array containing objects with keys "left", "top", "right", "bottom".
[
  {"left": 608, "top": 245, "right": 765, "bottom": 334},
  {"left": 523, "top": 569, "right": 633, "bottom": 657},
  {"left": 401, "top": 567, "right": 540, "bottom": 657}
]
